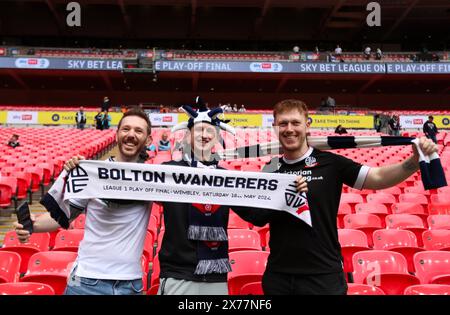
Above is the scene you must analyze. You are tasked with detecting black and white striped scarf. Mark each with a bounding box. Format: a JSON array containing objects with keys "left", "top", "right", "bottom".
[{"left": 220, "top": 136, "right": 447, "bottom": 190}]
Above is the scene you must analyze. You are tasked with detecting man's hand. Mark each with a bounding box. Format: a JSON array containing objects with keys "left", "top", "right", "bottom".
[
  {"left": 64, "top": 155, "right": 85, "bottom": 172},
  {"left": 295, "top": 176, "right": 308, "bottom": 193},
  {"left": 13, "top": 213, "right": 36, "bottom": 243},
  {"left": 413, "top": 136, "right": 439, "bottom": 160}
]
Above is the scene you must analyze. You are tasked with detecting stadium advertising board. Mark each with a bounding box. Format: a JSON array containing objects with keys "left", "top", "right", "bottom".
[
  {"left": 0, "top": 57, "right": 123, "bottom": 70},
  {"left": 6, "top": 111, "right": 38, "bottom": 124},
  {"left": 399, "top": 115, "right": 450, "bottom": 129},
  {"left": 309, "top": 115, "right": 374, "bottom": 129},
  {"left": 434, "top": 115, "right": 450, "bottom": 129},
  {"left": 386, "top": 63, "right": 450, "bottom": 74},
  {"left": 149, "top": 113, "right": 178, "bottom": 126},
  {"left": 38, "top": 112, "right": 123, "bottom": 125},
  {"left": 1, "top": 57, "right": 449, "bottom": 73},
  {"left": 178, "top": 113, "right": 262, "bottom": 127},
  {"left": 399, "top": 115, "right": 428, "bottom": 129},
  {"left": 262, "top": 114, "right": 274, "bottom": 127},
  {"left": 262, "top": 114, "right": 374, "bottom": 129},
  {"left": 0, "top": 111, "right": 7, "bottom": 123},
  {"left": 154, "top": 61, "right": 450, "bottom": 74}
]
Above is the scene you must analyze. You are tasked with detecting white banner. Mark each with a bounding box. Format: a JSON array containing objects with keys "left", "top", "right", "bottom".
[
  {"left": 7, "top": 111, "right": 38, "bottom": 124},
  {"left": 399, "top": 115, "right": 428, "bottom": 129},
  {"left": 52, "top": 161, "right": 311, "bottom": 226},
  {"left": 149, "top": 113, "right": 179, "bottom": 126}
]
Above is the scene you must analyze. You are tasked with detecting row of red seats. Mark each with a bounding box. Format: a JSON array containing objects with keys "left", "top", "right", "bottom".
[{"left": 0, "top": 128, "right": 116, "bottom": 208}]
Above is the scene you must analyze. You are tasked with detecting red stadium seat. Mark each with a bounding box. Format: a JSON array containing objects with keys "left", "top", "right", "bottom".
[
  {"left": 422, "top": 230, "right": 450, "bottom": 251},
  {"left": 366, "top": 193, "right": 396, "bottom": 207},
  {"left": 337, "top": 203, "right": 352, "bottom": 228},
  {"left": 239, "top": 282, "right": 263, "bottom": 295},
  {"left": 414, "top": 251, "right": 450, "bottom": 285},
  {"left": 52, "top": 229, "right": 84, "bottom": 252},
  {"left": 20, "top": 251, "right": 78, "bottom": 295},
  {"left": 1, "top": 231, "right": 50, "bottom": 274},
  {"left": 338, "top": 229, "right": 370, "bottom": 275},
  {"left": 404, "top": 284, "right": 450, "bottom": 295},
  {"left": 340, "top": 193, "right": 364, "bottom": 211},
  {"left": 355, "top": 203, "right": 389, "bottom": 227},
  {"left": 352, "top": 250, "right": 420, "bottom": 295},
  {"left": 143, "top": 231, "right": 154, "bottom": 264},
  {"left": 252, "top": 225, "right": 269, "bottom": 250},
  {"left": 346, "top": 283, "right": 385, "bottom": 295},
  {"left": 228, "top": 210, "right": 251, "bottom": 229},
  {"left": 0, "top": 181, "right": 13, "bottom": 208},
  {"left": 228, "top": 251, "right": 269, "bottom": 295},
  {"left": 428, "top": 215, "right": 450, "bottom": 230},
  {"left": 228, "top": 229, "right": 261, "bottom": 252},
  {"left": 379, "top": 186, "right": 402, "bottom": 196},
  {"left": 372, "top": 229, "right": 424, "bottom": 272},
  {"left": 428, "top": 202, "right": 450, "bottom": 215},
  {"left": 343, "top": 214, "right": 383, "bottom": 247},
  {"left": 391, "top": 203, "right": 428, "bottom": 225},
  {"left": 385, "top": 214, "right": 427, "bottom": 247},
  {"left": 399, "top": 193, "right": 429, "bottom": 205},
  {"left": 0, "top": 251, "right": 21, "bottom": 283},
  {"left": 0, "top": 282, "right": 55, "bottom": 295},
  {"left": 150, "top": 254, "right": 160, "bottom": 288}
]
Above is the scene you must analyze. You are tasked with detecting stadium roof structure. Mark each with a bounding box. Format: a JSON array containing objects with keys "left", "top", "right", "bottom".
[{"left": 0, "top": 0, "right": 449, "bottom": 46}]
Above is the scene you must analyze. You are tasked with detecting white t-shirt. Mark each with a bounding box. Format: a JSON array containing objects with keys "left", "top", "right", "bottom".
[{"left": 70, "top": 158, "right": 151, "bottom": 280}]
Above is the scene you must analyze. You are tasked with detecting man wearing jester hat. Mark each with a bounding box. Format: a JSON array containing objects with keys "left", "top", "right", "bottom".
[{"left": 156, "top": 96, "right": 307, "bottom": 295}]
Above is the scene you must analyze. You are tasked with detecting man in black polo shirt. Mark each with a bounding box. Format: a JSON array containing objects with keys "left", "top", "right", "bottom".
[
  {"left": 157, "top": 97, "right": 307, "bottom": 295},
  {"left": 237, "top": 99, "right": 438, "bottom": 295}
]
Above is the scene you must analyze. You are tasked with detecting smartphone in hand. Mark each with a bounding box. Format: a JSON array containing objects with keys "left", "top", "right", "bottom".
[{"left": 16, "top": 202, "right": 33, "bottom": 234}]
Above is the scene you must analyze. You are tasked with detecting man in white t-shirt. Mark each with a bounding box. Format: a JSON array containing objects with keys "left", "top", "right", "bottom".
[{"left": 14, "top": 107, "right": 152, "bottom": 295}]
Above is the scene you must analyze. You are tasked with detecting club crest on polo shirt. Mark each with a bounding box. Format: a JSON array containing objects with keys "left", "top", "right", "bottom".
[{"left": 304, "top": 156, "right": 318, "bottom": 168}]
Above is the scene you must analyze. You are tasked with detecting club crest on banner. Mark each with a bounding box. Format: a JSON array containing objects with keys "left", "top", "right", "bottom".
[{"left": 284, "top": 183, "right": 311, "bottom": 226}]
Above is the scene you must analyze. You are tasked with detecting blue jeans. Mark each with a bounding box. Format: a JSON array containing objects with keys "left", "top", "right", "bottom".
[{"left": 64, "top": 272, "right": 143, "bottom": 295}]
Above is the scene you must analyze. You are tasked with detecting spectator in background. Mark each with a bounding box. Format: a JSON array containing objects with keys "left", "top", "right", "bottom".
[
  {"left": 7, "top": 134, "right": 20, "bottom": 148},
  {"left": 159, "top": 104, "right": 166, "bottom": 113},
  {"left": 146, "top": 135, "right": 157, "bottom": 158},
  {"left": 388, "top": 114, "right": 401, "bottom": 136},
  {"left": 121, "top": 105, "right": 128, "bottom": 113},
  {"left": 320, "top": 98, "right": 326, "bottom": 108},
  {"left": 423, "top": 115, "right": 439, "bottom": 144},
  {"left": 101, "top": 96, "right": 110, "bottom": 112},
  {"left": 334, "top": 45, "right": 342, "bottom": 56},
  {"left": 364, "top": 46, "right": 371, "bottom": 60},
  {"left": 102, "top": 110, "right": 111, "bottom": 130},
  {"left": 374, "top": 114, "right": 382, "bottom": 132},
  {"left": 239, "top": 104, "right": 246, "bottom": 112},
  {"left": 334, "top": 125, "right": 348, "bottom": 135},
  {"left": 75, "top": 106, "right": 87, "bottom": 130},
  {"left": 95, "top": 111, "right": 103, "bottom": 130},
  {"left": 232, "top": 104, "right": 238, "bottom": 112},
  {"left": 326, "top": 96, "right": 336, "bottom": 109},
  {"left": 376, "top": 48, "right": 383, "bottom": 60},
  {"left": 158, "top": 132, "right": 171, "bottom": 151}
]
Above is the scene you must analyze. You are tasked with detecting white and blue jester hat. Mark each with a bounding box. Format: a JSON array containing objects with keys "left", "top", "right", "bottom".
[{"left": 172, "top": 96, "right": 235, "bottom": 147}]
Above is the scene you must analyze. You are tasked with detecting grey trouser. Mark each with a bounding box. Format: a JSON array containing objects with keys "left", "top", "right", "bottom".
[{"left": 158, "top": 278, "right": 228, "bottom": 295}]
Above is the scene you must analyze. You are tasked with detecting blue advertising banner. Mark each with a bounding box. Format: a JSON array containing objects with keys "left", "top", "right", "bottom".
[
  {"left": 0, "top": 57, "right": 124, "bottom": 70},
  {"left": 1, "top": 57, "right": 450, "bottom": 74}
]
